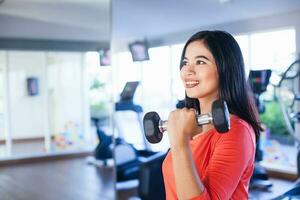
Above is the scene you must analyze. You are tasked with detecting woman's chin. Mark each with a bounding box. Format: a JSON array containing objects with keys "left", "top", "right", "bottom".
[{"left": 186, "top": 92, "right": 201, "bottom": 99}]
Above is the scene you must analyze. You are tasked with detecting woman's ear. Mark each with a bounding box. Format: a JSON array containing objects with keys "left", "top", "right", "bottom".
[{"left": 185, "top": 93, "right": 200, "bottom": 115}]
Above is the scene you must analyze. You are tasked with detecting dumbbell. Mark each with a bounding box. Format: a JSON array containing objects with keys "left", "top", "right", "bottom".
[{"left": 143, "top": 99, "right": 230, "bottom": 144}]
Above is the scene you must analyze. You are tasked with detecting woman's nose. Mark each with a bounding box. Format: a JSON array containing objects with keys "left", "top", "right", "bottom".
[{"left": 185, "top": 64, "right": 195, "bottom": 75}]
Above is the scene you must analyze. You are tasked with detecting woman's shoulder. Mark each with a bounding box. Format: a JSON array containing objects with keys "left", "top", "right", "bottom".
[
  {"left": 192, "top": 115, "right": 255, "bottom": 146},
  {"left": 215, "top": 114, "right": 256, "bottom": 146},
  {"left": 230, "top": 115, "right": 255, "bottom": 134}
]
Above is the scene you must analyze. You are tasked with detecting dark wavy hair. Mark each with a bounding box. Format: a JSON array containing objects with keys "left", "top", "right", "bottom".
[{"left": 180, "top": 30, "right": 263, "bottom": 138}]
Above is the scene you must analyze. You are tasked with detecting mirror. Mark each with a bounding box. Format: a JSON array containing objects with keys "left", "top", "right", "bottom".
[{"left": 0, "top": 0, "right": 114, "bottom": 199}]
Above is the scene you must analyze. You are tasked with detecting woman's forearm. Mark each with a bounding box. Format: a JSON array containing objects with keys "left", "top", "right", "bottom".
[{"left": 171, "top": 144, "right": 206, "bottom": 199}]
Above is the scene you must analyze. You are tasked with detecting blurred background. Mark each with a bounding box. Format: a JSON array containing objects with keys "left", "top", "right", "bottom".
[{"left": 1, "top": 0, "right": 300, "bottom": 200}]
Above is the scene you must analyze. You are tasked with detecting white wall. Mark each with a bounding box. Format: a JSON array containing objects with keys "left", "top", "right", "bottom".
[
  {"left": 0, "top": 51, "right": 88, "bottom": 140},
  {"left": 47, "top": 52, "right": 84, "bottom": 136},
  {"left": 0, "top": 51, "right": 5, "bottom": 140},
  {"left": 8, "top": 51, "right": 47, "bottom": 139}
]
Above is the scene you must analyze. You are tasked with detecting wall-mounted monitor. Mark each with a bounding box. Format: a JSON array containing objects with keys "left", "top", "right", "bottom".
[
  {"left": 98, "top": 48, "right": 111, "bottom": 66},
  {"left": 128, "top": 41, "right": 150, "bottom": 62},
  {"left": 27, "top": 77, "right": 39, "bottom": 96}
]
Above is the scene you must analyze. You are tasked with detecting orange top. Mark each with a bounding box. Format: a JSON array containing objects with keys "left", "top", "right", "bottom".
[{"left": 162, "top": 115, "right": 256, "bottom": 200}]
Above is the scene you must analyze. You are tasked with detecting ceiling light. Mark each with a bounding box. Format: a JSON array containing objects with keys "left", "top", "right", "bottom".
[{"left": 219, "top": 0, "right": 232, "bottom": 3}]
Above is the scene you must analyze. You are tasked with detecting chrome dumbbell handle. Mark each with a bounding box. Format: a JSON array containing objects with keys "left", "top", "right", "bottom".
[{"left": 158, "top": 113, "right": 213, "bottom": 132}]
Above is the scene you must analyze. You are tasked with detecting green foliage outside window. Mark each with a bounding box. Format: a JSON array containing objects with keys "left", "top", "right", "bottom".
[
  {"left": 259, "top": 101, "right": 289, "bottom": 136},
  {"left": 89, "top": 79, "right": 109, "bottom": 118}
]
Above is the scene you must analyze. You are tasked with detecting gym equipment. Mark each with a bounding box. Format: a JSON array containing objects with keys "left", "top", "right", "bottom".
[
  {"left": 249, "top": 70, "right": 272, "bottom": 114},
  {"left": 114, "top": 81, "right": 157, "bottom": 182},
  {"left": 143, "top": 99, "right": 230, "bottom": 144},
  {"left": 271, "top": 59, "right": 300, "bottom": 200},
  {"left": 248, "top": 69, "right": 273, "bottom": 190},
  {"left": 91, "top": 81, "right": 156, "bottom": 182},
  {"left": 138, "top": 151, "right": 167, "bottom": 200},
  {"left": 91, "top": 117, "right": 120, "bottom": 166},
  {"left": 119, "top": 81, "right": 140, "bottom": 102}
]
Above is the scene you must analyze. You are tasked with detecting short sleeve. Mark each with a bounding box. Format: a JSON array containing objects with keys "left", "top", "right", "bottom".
[{"left": 191, "top": 123, "right": 255, "bottom": 200}]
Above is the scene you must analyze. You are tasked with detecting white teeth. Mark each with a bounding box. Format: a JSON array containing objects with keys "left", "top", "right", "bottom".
[
  {"left": 185, "top": 80, "right": 199, "bottom": 88},
  {"left": 186, "top": 81, "right": 199, "bottom": 84}
]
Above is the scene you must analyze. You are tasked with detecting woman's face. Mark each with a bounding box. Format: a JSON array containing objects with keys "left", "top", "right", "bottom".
[{"left": 180, "top": 40, "right": 219, "bottom": 101}]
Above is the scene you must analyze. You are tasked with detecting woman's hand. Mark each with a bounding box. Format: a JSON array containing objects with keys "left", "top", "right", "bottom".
[{"left": 167, "top": 108, "right": 202, "bottom": 148}]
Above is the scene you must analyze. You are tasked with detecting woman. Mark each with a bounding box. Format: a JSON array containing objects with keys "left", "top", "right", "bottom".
[{"left": 162, "top": 30, "right": 262, "bottom": 199}]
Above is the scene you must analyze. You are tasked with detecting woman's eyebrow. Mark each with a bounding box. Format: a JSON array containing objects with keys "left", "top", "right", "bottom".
[
  {"left": 183, "top": 55, "right": 210, "bottom": 61},
  {"left": 195, "top": 55, "right": 210, "bottom": 61}
]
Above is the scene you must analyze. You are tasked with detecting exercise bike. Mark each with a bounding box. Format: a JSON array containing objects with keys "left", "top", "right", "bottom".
[
  {"left": 270, "top": 59, "right": 300, "bottom": 200},
  {"left": 90, "top": 81, "right": 157, "bottom": 183},
  {"left": 248, "top": 69, "right": 273, "bottom": 190}
]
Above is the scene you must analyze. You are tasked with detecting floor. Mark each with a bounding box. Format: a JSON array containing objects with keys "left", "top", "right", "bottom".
[
  {"left": 0, "top": 139, "right": 95, "bottom": 158},
  {"left": 0, "top": 156, "right": 297, "bottom": 200},
  {"left": 116, "top": 178, "right": 297, "bottom": 200},
  {"left": 249, "top": 178, "right": 295, "bottom": 200},
  {"left": 0, "top": 158, "right": 115, "bottom": 200}
]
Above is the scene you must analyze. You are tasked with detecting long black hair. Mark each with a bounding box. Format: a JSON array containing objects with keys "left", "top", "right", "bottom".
[{"left": 180, "top": 30, "right": 263, "bottom": 138}]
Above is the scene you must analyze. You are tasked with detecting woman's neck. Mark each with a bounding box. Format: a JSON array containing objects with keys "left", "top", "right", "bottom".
[
  {"left": 198, "top": 96, "right": 218, "bottom": 134},
  {"left": 198, "top": 97, "right": 216, "bottom": 115}
]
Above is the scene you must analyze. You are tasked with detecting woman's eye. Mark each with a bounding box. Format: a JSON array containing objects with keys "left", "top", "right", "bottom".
[
  {"left": 196, "top": 60, "right": 205, "bottom": 65},
  {"left": 182, "top": 61, "right": 188, "bottom": 66}
]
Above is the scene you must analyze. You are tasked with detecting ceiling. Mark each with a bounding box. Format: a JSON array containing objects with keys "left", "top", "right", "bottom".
[
  {"left": 1, "top": 0, "right": 300, "bottom": 44},
  {"left": 112, "top": 0, "right": 300, "bottom": 45},
  {"left": 0, "top": 0, "right": 111, "bottom": 41}
]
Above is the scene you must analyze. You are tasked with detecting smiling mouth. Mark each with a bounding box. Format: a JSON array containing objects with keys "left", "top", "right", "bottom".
[{"left": 185, "top": 81, "right": 200, "bottom": 88}]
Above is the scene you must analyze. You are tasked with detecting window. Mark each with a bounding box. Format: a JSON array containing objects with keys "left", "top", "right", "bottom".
[
  {"left": 234, "top": 28, "right": 296, "bottom": 83},
  {"left": 113, "top": 47, "right": 173, "bottom": 151},
  {"left": 234, "top": 28, "right": 297, "bottom": 173},
  {"left": 171, "top": 44, "right": 185, "bottom": 101},
  {"left": 250, "top": 29, "right": 296, "bottom": 73},
  {"left": 234, "top": 35, "right": 250, "bottom": 77}
]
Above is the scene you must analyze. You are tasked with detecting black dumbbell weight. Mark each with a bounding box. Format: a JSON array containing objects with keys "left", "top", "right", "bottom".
[{"left": 143, "top": 99, "right": 230, "bottom": 144}]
